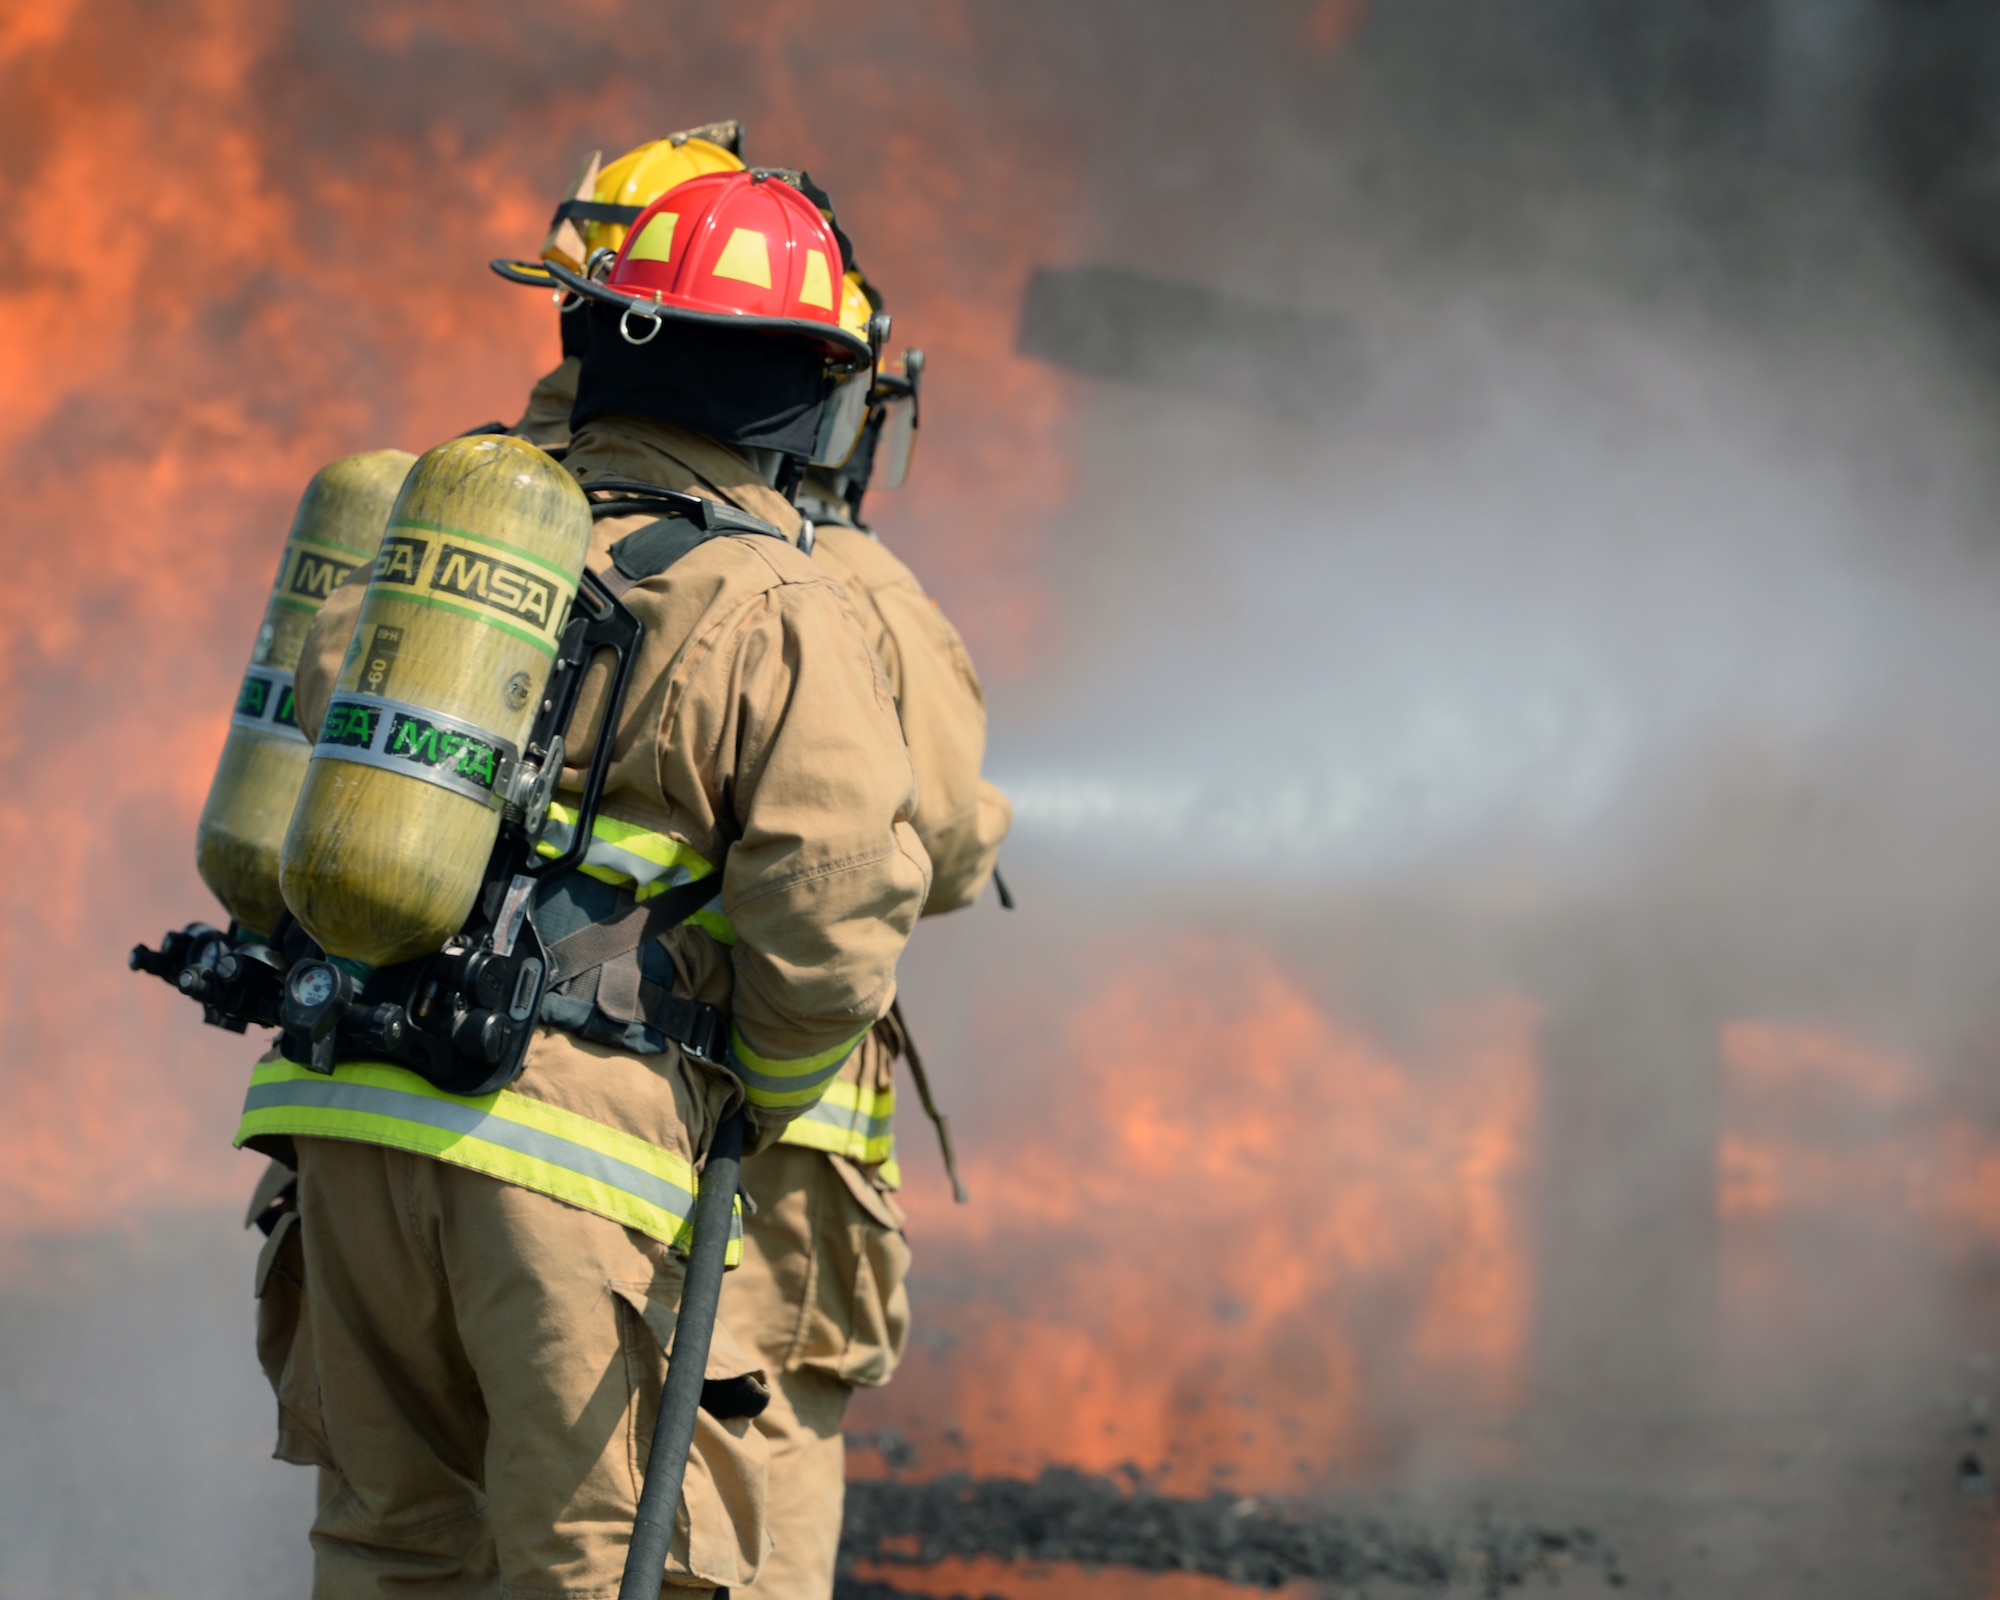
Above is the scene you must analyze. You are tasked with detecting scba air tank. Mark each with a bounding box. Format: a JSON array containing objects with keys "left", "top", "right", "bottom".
[
  {"left": 279, "top": 435, "right": 592, "bottom": 972},
  {"left": 195, "top": 450, "right": 415, "bottom": 938}
]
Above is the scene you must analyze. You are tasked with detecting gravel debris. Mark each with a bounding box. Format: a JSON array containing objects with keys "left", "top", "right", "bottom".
[{"left": 835, "top": 1468, "right": 1623, "bottom": 1596}]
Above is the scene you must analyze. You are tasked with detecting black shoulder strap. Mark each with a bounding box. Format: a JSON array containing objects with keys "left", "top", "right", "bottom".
[
  {"left": 609, "top": 519, "right": 719, "bottom": 584},
  {"left": 583, "top": 481, "right": 789, "bottom": 596}
]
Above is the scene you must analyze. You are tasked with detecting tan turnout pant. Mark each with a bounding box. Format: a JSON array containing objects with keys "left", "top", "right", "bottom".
[
  {"left": 722, "top": 1143, "right": 911, "bottom": 1600},
  {"left": 263, "top": 1137, "right": 770, "bottom": 1598}
]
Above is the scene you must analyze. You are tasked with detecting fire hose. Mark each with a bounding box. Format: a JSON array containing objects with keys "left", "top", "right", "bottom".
[{"left": 617, "top": 1104, "right": 746, "bottom": 1600}]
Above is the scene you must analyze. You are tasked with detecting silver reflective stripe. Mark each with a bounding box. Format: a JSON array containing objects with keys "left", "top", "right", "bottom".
[
  {"left": 232, "top": 666, "right": 308, "bottom": 743},
  {"left": 588, "top": 838, "right": 693, "bottom": 890},
  {"left": 314, "top": 692, "right": 520, "bottom": 810},
  {"left": 729, "top": 1055, "right": 849, "bottom": 1099},
  {"left": 242, "top": 1077, "right": 696, "bottom": 1218}
]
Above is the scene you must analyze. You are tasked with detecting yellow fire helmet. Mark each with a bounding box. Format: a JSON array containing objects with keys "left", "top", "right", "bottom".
[{"left": 494, "top": 122, "right": 747, "bottom": 288}]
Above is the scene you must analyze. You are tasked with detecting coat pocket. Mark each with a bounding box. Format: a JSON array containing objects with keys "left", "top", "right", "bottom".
[{"left": 824, "top": 1155, "right": 911, "bottom": 1389}]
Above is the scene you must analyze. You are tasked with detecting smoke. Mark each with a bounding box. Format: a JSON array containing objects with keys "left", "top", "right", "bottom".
[
  {"left": 907, "top": 0, "right": 2000, "bottom": 1586},
  {"left": 994, "top": 3, "right": 2000, "bottom": 898},
  {"left": 9, "top": 2, "right": 2000, "bottom": 1595}
]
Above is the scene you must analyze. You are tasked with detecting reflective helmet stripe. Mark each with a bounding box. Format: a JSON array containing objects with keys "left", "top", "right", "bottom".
[{"left": 235, "top": 1057, "right": 742, "bottom": 1259}]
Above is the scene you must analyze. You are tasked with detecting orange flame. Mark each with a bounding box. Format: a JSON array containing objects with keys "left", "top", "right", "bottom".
[
  {"left": 855, "top": 939, "right": 1539, "bottom": 1492},
  {"left": 1715, "top": 1016, "right": 2000, "bottom": 1416},
  {"left": 0, "top": 2, "right": 1077, "bottom": 1241},
  {"left": 1717, "top": 1022, "right": 1929, "bottom": 1224}
]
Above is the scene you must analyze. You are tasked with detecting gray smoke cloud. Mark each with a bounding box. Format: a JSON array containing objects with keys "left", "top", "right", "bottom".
[
  {"left": 947, "top": 4, "right": 2000, "bottom": 1590},
  {"left": 996, "top": 4, "right": 2000, "bottom": 897}
]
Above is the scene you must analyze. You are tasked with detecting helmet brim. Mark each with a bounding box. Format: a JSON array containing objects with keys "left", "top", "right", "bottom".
[{"left": 542, "top": 258, "right": 872, "bottom": 367}]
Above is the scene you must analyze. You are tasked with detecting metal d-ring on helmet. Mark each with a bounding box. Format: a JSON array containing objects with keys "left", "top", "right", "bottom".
[
  {"left": 619, "top": 303, "right": 664, "bottom": 345},
  {"left": 545, "top": 169, "right": 881, "bottom": 469}
]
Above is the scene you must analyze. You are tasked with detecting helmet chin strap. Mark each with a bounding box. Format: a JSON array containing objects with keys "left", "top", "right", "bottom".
[{"left": 774, "top": 453, "right": 808, "bottom": 504}]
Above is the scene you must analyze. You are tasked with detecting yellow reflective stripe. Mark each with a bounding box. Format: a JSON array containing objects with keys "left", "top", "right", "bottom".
[
  {"left": 588, "top": 808, "right": 704, "bottom": 865},
  {"left": 877, "top": 1156, "right": 902, "bottom": 1191},
  {"left": 730, "top": 1025, "right": 868, "bottom": 1109},
  {"left": 235, "top": 1058, "right": 741, "bottom": 1262},
  {"left": 536, "top": 802, "right": 715, "bottom": 888},
  {"left": 821, "top": 1079, "right": 896, "bottom": 1120},
  {"left": 535, "top": 803, "right": 736, "bottom": 940},
  {"left": 686, "top": 907, "right": 738, "bottom": 946},
  {"left": 779, "top": 1116, "right": 858, "bottom": 1156},
  {"left": 779, "top": 1080, "right": 897, "bottom": 1164}
]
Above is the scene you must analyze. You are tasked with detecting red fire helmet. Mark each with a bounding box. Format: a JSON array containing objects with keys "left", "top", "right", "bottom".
[
  {"left": 540, "top": 169, "right": 881, "bottom": 463},
  {"left": 547, "top": 169, "right": 874, "bottom": 367}
]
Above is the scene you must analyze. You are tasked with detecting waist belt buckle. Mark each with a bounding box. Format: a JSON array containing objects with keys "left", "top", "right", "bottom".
[{"left": 679, "top": 1004, "right": 730, "bottom": 1068}]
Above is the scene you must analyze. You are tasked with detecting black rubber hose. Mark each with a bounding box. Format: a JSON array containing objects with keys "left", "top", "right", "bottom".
[{"left": 617, "top": 1105, "right": 746, "bottom": 1600}]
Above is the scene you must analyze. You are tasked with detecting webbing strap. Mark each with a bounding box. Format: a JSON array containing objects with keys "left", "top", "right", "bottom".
[
  {"left": 596, "top": 565, "right": 638, "bottom": 603},
  {"left": 599, "top": 939, "right": 643, "bottom": 1022},
  {"left": 551, "top": 198, "right": 647, "bottom": 228},
  {"left": 542, "top": 873, "right": 731, "bottom": 1061},
  {"left": 543, "top": 874, "right": 721, "bottom": 984},
  {"left": 890, "top": 999, "right": 968, "bottom": 1204},
  {"left": 635, "top": 978, "right": 731, "bottom": 1065}
]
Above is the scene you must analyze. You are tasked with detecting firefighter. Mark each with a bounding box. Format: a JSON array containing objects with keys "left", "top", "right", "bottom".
[
  {"left": 278, "top": 137, "right": 1006, "bottom": 1595},
  {"left": 721, "top": 275, "right": 1011, "bottom": 1600},
  {"left": 236, "top": 119, "right": 750, "bottom": 1489},
  {"left": 503, "top": 170, "right": 1009, "bottom": 1595},
  {"left": 255, "top": 168, "right": 929, "bottom": 1596}
]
